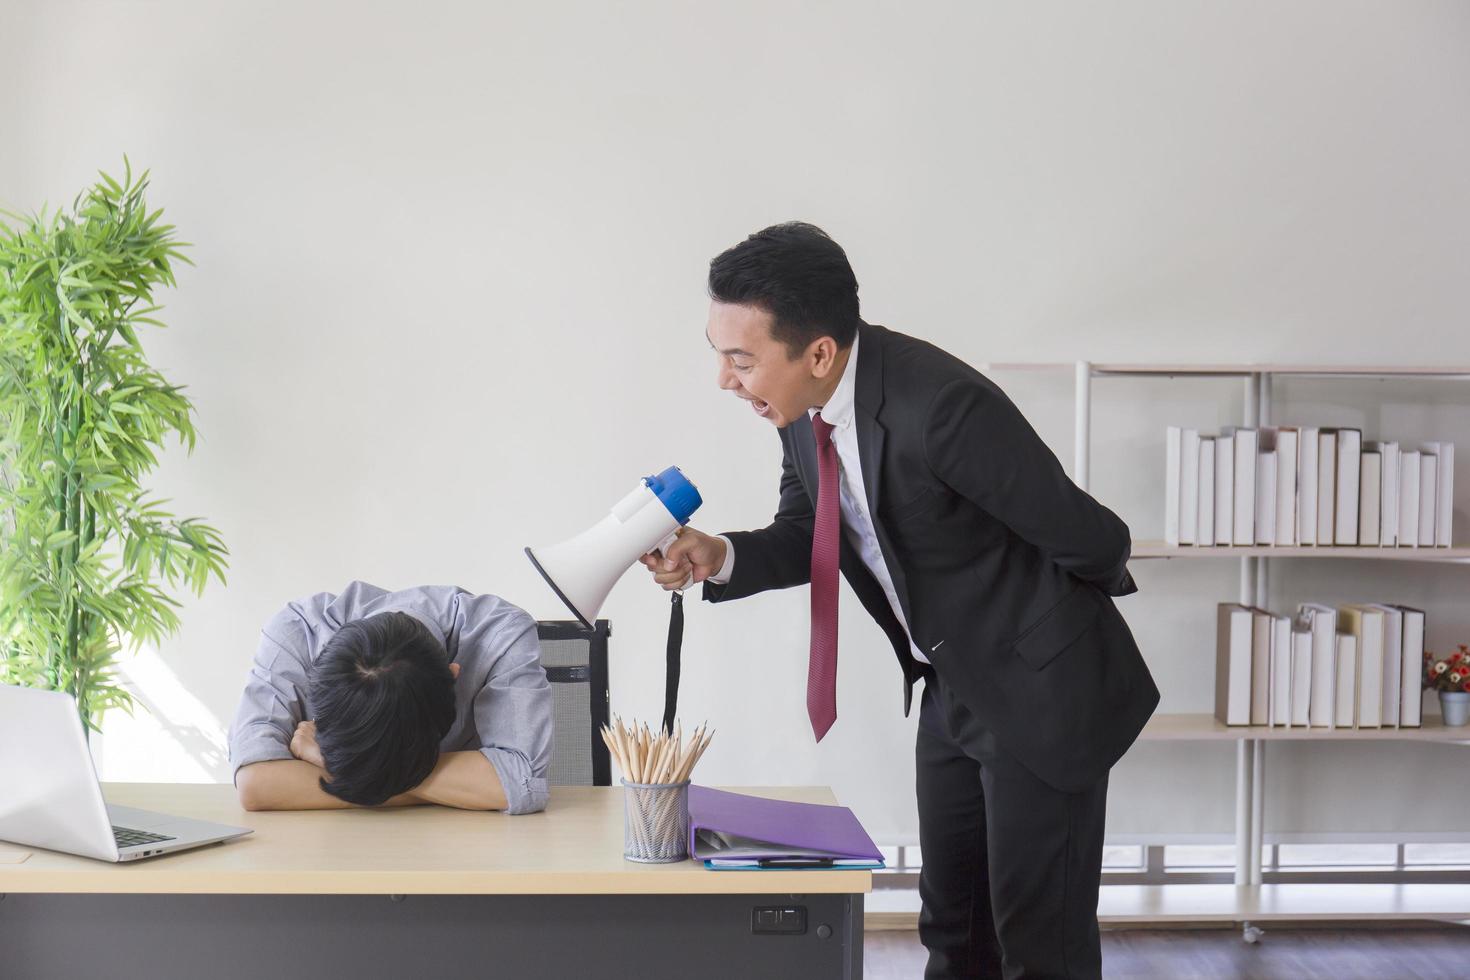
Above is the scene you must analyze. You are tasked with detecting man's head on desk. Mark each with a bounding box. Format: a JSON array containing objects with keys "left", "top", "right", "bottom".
[{"left": 307, "top": 612, "right": 458, "bottom": 806}]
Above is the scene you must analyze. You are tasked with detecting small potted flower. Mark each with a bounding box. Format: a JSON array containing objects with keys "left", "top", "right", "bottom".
[{"left": 1425, "top": 646, "right": 1470, "bottom": 727}]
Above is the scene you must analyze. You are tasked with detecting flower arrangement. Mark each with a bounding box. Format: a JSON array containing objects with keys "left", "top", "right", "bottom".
[{"left": 1424, "top": 646, "right": 1470, "bottom": 693}]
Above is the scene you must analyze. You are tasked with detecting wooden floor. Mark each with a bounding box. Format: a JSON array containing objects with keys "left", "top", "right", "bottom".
[{"left": 866, "top": 926, "right": 1470, "bottom": 979}]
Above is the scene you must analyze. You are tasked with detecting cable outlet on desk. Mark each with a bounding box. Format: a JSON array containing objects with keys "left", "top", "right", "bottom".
[{"left": 751, "top": 905, "right": 807, "bottom": 935}]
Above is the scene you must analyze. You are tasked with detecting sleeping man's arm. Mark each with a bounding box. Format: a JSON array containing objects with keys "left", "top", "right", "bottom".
[
  {"left": 236, "top": 716, "right": 506, "bottom": 812},
  {"left": 234, "top": 720, "right": 418, "bottom": 811},
  {"left": 408, "top": 751, "right": 508, "bottom": 811}
]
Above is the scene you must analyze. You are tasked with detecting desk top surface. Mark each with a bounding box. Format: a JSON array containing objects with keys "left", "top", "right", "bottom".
[{"left": 0, "top": 783, "right": 873, "bottom": 896}]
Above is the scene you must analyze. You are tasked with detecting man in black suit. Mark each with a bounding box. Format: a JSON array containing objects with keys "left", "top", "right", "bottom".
[{"left": 642, "top": 222, "right": 1158, "bottom": 979}]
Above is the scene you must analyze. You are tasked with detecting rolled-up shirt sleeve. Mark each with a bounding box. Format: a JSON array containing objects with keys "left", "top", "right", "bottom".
[
  {"left": 455, "top": 598, "right": 553, "bottom": 815},
  {"left": 227, "top": 612, "right": 312, "bottom": 782}
]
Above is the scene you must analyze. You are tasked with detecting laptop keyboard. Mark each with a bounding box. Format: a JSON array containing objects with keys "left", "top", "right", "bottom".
[{"left": 112, "top": 825, "right": 176, "bottom": 849}]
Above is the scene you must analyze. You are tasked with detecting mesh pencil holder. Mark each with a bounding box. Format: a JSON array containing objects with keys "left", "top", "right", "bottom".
[{"left": 621, "top": 779, "right": 691, "bottom": 863}]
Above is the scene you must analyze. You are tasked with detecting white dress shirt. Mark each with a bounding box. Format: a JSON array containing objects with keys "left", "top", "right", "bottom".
[{"left": 709, "top": 334, "right": 930, "bottom": 664}]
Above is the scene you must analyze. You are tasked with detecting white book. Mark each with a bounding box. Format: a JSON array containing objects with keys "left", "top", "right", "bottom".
[
  {"left": 1233, "top": 428, "right": 1258, "bottom": 546},
  {"left": 1399, "top": 450, "right": 1421, "bottom": 547},
  {"left": 1256, "top": 451, "right": 1277, "bottom": 545},
  {"left": 1290, "top": 626, "right": 1313, "bottom": 727},
  {"left": 1300, "top": 603, "right": 1338, "bottom": 728},
  {"left": 1250, "top": 608, "right": 1272, "bottom": 726},
  {"left": 1181, "top": 429, "right": 1200, "bottom": 546},
  {"left": 1335, "top": 633, "right": 1358, "bottom": 728},
  {"left": 1215, "top": 604, "right": 1254, "bottom": 726},
  {"left": 1298, "top": 426, "right": 1320, "bottom": 545},
  {"left": 1372, "top": 604, "right": 1403, "bottom": 728},
  {"left": 1198, "top": 438, "right": 1216, "bottom": 546},
  {"left": 1368, "top": 441, "right": 1399, "bottom": 547},
  {"left": 1269, "top": 615, "right": 1293, "bottom": 727},
  {"left": 1215, "top": 435, "right": 1234, "bottom": 548},
  {"left": 1343, "top": 605, "right": 1385, "bottom": 728},
  {"left": 1438, "top": 442, "right": 1454, "bottom": 547},
  {"left": 1423, "top": 441, "right": 1455, "bottom": 547},
  {"left": 1317, "top": 430, "right": 1337, "bottom": 547},
  {"left": 1419, "top": 453, "right": 1438, "bottom": 547},
  {"left": 1275, "top": 428, "right": 1299, "bottom": 546},
  {"left": 1393, "top": 606, "right": 1425, "bottom": 727},
  {"left": 1165, "top": 426, "right": 1182, "bottom": 546},
  {"left": 1359, "top": 452, "right": 1382, "bottom": 546},
  {"left": 1335, "top": 428, "right": 1361, "bottom": 545}
]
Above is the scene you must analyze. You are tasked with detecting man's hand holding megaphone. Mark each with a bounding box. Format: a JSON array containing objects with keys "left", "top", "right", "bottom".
[{"left": 639, "top": 527, "right": 728, "bottom": 591}]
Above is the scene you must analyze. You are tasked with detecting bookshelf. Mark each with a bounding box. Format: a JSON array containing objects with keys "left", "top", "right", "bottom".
[{"left": 988, "top": 361, "right": 1470, "bottom": 932}]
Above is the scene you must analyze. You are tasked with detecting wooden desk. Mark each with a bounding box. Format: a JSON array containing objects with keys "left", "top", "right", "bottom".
[{"left": 0, "top": 783, "right": 869, "bottom": 980}]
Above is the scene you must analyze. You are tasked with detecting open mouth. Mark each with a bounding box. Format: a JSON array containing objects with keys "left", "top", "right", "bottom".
[{"left": 748, "top": 398, "right": 772, "bottom": 418}]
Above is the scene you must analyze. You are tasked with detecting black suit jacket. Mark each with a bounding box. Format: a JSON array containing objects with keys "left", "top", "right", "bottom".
[{"left": 704, "top": 322, "right": 1159, "bottom": 792}]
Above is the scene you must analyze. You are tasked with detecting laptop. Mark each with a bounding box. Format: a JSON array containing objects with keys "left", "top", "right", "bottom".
[{"left": 0, "top": 684, "right": 252, "bottom": 862}]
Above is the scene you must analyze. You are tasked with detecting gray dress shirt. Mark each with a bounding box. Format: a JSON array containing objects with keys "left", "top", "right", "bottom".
[{"left": 227, "top": 581, "right": 552, "bottom": 814}]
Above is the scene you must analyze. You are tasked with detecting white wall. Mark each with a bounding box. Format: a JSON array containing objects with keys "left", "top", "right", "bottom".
[{"left": 4, "top": 1, "right": 1469, "bottom": 843}]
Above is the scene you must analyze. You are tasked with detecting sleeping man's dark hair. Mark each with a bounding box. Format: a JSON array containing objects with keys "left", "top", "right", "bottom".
[
  {"left": 308, "top": 611, "right": 456, "bottom": 806},
  {"left": 708, "top": 221, "right": 861, "bottom": 358}
]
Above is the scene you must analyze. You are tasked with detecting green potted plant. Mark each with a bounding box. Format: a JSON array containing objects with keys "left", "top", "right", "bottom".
[
  {"left": 1425, "top": 646, "right": 1470, "bottom": 727},
  {"left": 0, "top": 160, "right": 228, "bottom": 734}
]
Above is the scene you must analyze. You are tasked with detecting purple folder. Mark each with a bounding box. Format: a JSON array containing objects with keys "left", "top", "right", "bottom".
[{"left": 687, "top": 786, "right": 882, "bottom": 862}]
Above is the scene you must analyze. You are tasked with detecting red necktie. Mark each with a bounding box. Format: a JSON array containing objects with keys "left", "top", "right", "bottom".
[{"left": 808, "top": 412, "right": 840, "bottom": 741}]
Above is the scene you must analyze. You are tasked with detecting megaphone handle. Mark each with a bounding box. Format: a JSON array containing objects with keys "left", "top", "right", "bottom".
[
  {"left": 662, "top": 591, "right": 683, "bottom": 735},
  {"left": 652, "top": 530, "right": 695, "bottom": 592}
]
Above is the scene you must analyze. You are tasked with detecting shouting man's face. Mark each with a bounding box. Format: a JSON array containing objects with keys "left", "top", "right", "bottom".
[{"left": 706, "top": 300, "right": 845, "bottom": 429}]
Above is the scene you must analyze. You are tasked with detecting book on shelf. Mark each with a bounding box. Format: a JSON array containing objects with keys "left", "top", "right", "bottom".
[
  {"left": 1256, "top": 444, "right": 1278, "bottom": 545},
  {"left": 1392, "top": 605, "right": 1426, "bottom": 727},
  {"left": 1399, "top": 450, "right": 1421, "bottom": 548},
  {"left": 1166, "top": 426, "right": 1181, "bottom": 547},
  {"left": 1250, "top": 607, "right": 1272, "bottom": 725},
  {"left": 1317, "top": 429, "right": 1337, "bottom": 547},
  {"left": 1373, "top": 604, "right": 1404, "bottom": 728},
  {"left": 1255, "top": 427, "right": 1276, "bottom": 547},
  {"left": 1231, "top": 427, "right": 1257, "bottom": 546},
  {"left": 1275, "top": 427, "right": 1299, "bottom": 546},
  {"left": 1340, "top": 605, "right": 1385, "bottom": 728},
  {"left": 1215, "top": 434, "right": 1234, "bottom": 548},
  {"left": 1300, "top": 603, "right": 1338, "bottom": 728},
  {"left": 1335, "top": 632, "right": 1359, "bottom": 728},
  {"left": 1335, "top": 428, "right": 1362, "bottom": 545},
  {"left": 1268, "top": 615, "right": 1292, "bottom": 727},
  {"left": 1359, "top": 451, "right": 1381, "bottom": 546},
  {"left": 1298, "top": 426, "right": 1320, "bottom": 546},
  {"left": 1422, "top": 442, "right": 1454, "bottom": 547},
  {"left": 1368, "top": 441, "right": 1399, "bottom": 547},
  {"left": 1181, "top": 429, "right": 1200, "bottom": 546},
  {"left": 1214, "top": 604, "right": 1254, "bottom": 726},
  {"left": 1290, "top": 624, "right": 1313, "bottom": 727},
  {"left": 1198, "top": 437, "right": 1216, "bottom": 546},
  {"left": 1418, "top": 452, "right": 1438, "bottom": 548}
]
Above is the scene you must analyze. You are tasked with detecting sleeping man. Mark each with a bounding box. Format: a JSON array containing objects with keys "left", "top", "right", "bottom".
[{"left": 228, "top": 581, "right": 551, "bottom": 813}]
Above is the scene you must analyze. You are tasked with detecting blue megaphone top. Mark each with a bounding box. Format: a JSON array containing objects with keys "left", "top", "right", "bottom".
[{"left": 643, "top": 466, "right": 702, "bottom": 525}]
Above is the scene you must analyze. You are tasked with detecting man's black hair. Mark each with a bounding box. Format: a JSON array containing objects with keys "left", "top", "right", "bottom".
[
  {"left": 708, "top": 221, "right": 860, "bottom": 357},
  {"left": 308, "top": 611, "right": 456, "bottom": 806}
]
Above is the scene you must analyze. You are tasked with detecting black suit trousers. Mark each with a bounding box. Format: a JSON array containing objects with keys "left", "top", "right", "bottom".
[{"left": 916, "top": 674, "right": 1108, "bottom": 980}]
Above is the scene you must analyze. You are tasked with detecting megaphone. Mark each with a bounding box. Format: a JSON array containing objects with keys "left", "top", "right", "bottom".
[
  {"left": 526, "top": 466, "right": 704, "bottom": 735},
  {"left": 525, "top": 465, "right": 703, "bottom": 630}
]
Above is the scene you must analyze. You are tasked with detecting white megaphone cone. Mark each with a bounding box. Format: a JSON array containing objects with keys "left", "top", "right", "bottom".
[{"left": 525, "top": 466, "right": 703, "bottom": 629}]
